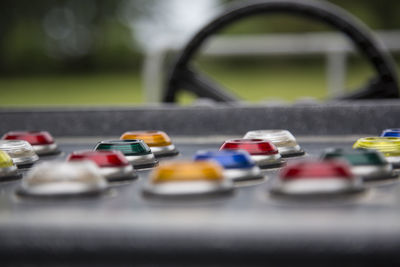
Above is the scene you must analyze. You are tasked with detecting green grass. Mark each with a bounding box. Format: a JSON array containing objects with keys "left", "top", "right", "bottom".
[
  {"left": 0, "top": 58, "right": 397, "bottom": 106},
  {"left": 178, "top": 58, "right": 376, "bottom": 104},
  {"left": 0, "top": 72, "right": 143, "bottom": 106}
]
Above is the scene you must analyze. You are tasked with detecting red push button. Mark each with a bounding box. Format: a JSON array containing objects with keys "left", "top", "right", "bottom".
[
  {"left": 67, "top": 150, "right": 137, "bottom": 182},
  {"left": 220, "top": 139, "right": 278, "bottom": 155},
  {"left": 2, "top": 131, "right": 59, "bottom": 156},
  {"left": 67, "top": 150, "right": 129, "bottom": 168},
  {"left": 271, "top": 160, "right": 362, "bottom": 195},
  {"left": 281, "top": 161, "right": 353, "bottom": 180},
  {"left": 3, "top": 131, "right": 54, "bottom": 145},
  {"left": 220, "top": 139, "right": 285, "bottom": 169}
]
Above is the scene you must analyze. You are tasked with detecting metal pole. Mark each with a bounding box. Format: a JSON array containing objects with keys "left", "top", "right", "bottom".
[
  {"left": 326, "top": 49, "right": 347, "bottom": 97},
  {"left": 143, "top": 49, "right": 166, "bottom": 103}
]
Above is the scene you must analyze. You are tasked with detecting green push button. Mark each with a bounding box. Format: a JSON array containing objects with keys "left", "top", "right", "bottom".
[
  {"left": 321, "top": 148, "right": 387, "bottom": 166},
  {"left": 95, "top": 140, "right": 151, "bottom": 156}
]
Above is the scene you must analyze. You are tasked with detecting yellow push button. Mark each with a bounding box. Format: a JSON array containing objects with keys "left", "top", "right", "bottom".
[
  {"left": 353, "top": 137, "right": 400, "bottom": 168},
  {"left": 353, "top": 137, "right": 400, "bottom": 157},
  {"left": 121, "top": 131, "right": 172, "bottom": 147},
  {"left": 144, "top": 161, "right": 232, "bottom": 197},
  {"left": 120, "top": 131, "right": 178, "bottom": 158},
  {"left": 151, "top": 161, "right": 223, "bottom": 183},
  {"left": 0, "top": 150, "right": 14, "bottom": 168}
]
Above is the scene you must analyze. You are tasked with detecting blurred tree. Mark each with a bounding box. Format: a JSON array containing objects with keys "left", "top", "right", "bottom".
[
  {"left": 0, "top": 0, "right": 141, "bottom": 74},
  {"left": 0, "top": 0, "right": 399, "bottom": 74}
]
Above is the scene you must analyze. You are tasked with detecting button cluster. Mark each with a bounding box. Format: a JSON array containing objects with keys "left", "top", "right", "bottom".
[{"left": 2, "top": 127, "right": 400, "bottom": 200}]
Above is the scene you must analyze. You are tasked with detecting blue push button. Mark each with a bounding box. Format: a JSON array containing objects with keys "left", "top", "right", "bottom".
[
  {"left": 194, "top": 150, "right": 255, "bottom": 169},
  {"left": 381, "top": 129, "right": 400, "bottom": 137}
]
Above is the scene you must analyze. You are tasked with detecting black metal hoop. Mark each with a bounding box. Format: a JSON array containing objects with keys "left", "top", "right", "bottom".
[{"left": 163, "top": 0, "right": 399, "bottom": 103}]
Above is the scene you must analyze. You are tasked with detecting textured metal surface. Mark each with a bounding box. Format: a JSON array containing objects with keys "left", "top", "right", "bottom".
[
  {"left": 0, "top": 137, "right": 400, "bottom": 266},
  {"left": 1, "top": 100, "right": 400, "bottom": 136}
]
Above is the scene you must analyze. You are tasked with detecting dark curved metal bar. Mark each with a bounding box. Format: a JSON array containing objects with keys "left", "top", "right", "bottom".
[
  {"left": 176, "top": 68, "right": 239, "bottom": 102},
  {"left": 164, "top": 0, "right": 399, "bottom": 102}
]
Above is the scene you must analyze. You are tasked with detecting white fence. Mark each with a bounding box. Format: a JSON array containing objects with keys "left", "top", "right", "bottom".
[{"left": 143, "top": 30, "right": 400, "bottom": 103}]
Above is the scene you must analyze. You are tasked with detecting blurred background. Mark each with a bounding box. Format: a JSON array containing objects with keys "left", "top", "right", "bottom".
[{"left": 0, "top": 0, "right": 400, "bottom": 106}]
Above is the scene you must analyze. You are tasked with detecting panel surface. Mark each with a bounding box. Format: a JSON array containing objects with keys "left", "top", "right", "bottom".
[{"left": 0, "top": 136, "right": 399, "bottom": 266}]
